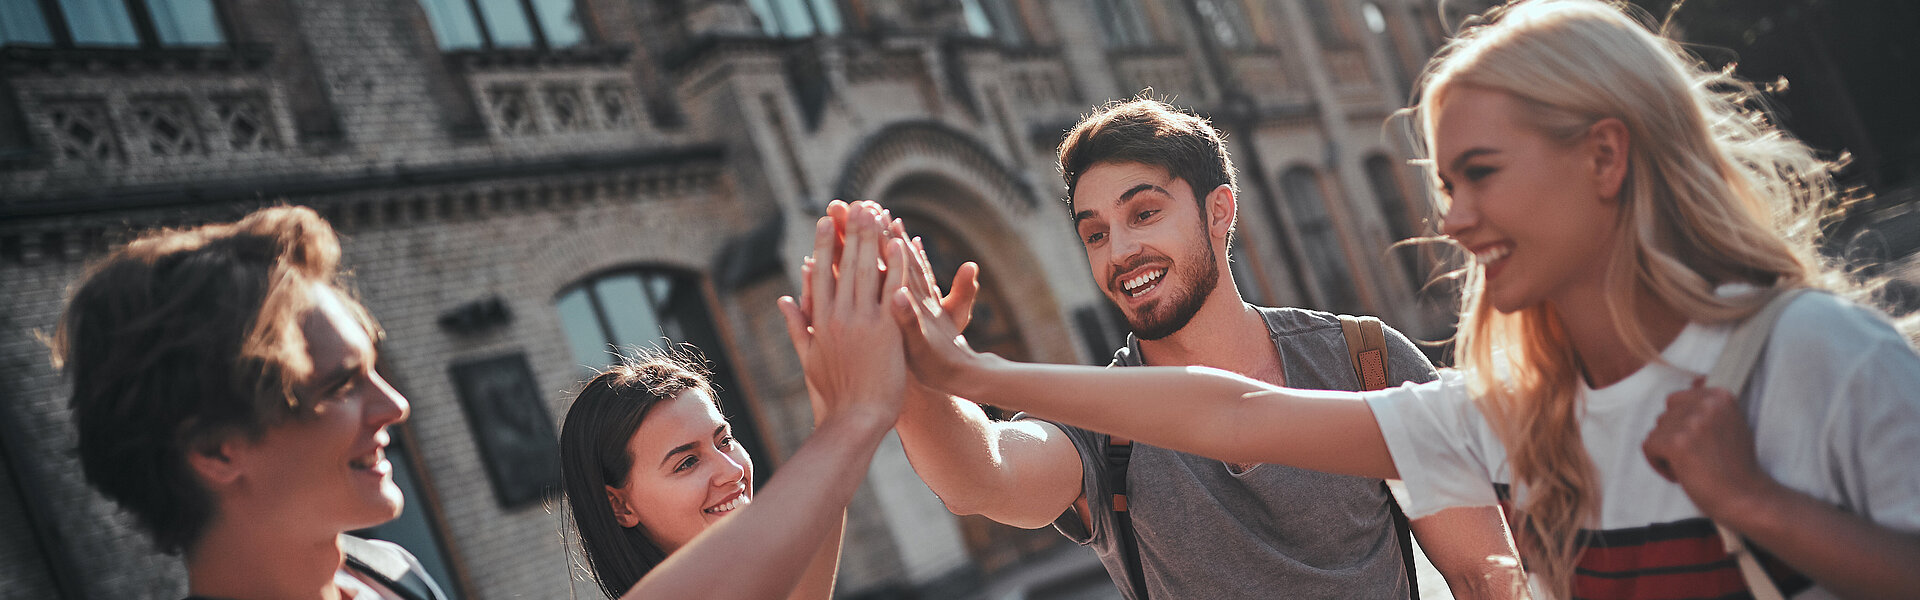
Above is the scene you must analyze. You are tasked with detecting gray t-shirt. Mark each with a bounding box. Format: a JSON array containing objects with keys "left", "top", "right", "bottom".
[{"left": 1020, "top": 306, "right": 1439, "bottom": 599}]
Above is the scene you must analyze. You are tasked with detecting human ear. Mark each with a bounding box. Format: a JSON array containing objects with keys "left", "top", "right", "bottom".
[
  {"left": 185, "top": 436, "right": 243, "bottom": 488},
  {"left": 1587, "top": 118, "right": 1630, "bottom": 200},
  {"left": 1204, "top": 184, "right": 1236, "bottom": 241},
  {"left": 605, "top": 485, "right": 640, "bottom": 528}
]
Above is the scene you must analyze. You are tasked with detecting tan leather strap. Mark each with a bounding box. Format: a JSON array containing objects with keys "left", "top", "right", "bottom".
[{"left": 1339, "top": 315, "right": 1391, "bottom": 391}]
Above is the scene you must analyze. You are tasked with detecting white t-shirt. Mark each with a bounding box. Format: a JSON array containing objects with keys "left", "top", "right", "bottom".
[{"left": 1365, "top": 292, "right": 1920, "bottom": 599}]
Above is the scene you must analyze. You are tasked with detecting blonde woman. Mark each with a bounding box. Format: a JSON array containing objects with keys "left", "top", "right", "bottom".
[{"left": 881, "top": 1, "right": 1920, "bottom": 598}]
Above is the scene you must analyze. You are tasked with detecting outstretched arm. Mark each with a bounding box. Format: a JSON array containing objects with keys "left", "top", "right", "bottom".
[
  {"left": 888, "top": 279, "right": 1398, "bottom": 481},
  {"left": 624, "top": 209, "right": 907, "bottom": 600}
]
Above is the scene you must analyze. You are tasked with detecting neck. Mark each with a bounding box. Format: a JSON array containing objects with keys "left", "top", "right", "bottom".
[
  {"left": 1552, "top": 282, "right": 1689, "bottom": 389},
  {"left": 1134, "top": 279, "right": 1271, "bottom": 372},
  {"left": 187, "top": 517, "right": 345, "bottom": 600}
]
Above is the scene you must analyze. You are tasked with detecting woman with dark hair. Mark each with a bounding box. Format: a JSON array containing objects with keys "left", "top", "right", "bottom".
[{"left": 561, "top": 204, "right": 918, "bottom": 599}]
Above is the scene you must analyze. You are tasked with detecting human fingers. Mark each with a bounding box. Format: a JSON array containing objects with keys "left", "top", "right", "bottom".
[
  {"left": 836, "top": 209, "right": 877, "bottom": 316},
  {"left": 1641, "top": 430, "right": 1677, "bottom": 483},
  {"left": 851, "top": 210, "right": 886, "bottom": 312},
  {"left": 799, "top": 258, "right": 815, "bottom": 327},
  {"left": 809, "top": 216, "right": 836, "bottom": 317},
  {"left": 942, "top": 261, "right": 980, "bottom": 332},
  {"left": 879, "top": 238, "right": 908, "bottom": 315},
  {"left": 911, "top": 236, "right": 939, "bottom": 300},
  {"left": 776, "top": 296, "right": 812, "bottom": 360}
]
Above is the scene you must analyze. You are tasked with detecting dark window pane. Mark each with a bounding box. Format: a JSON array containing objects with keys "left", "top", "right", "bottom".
[
  {"left": 595, "top": 275, "right": 665, "bottom": 355},
  {"left": 57, "top": 0, "right": 139, "bottom": 46},
  {"left": 145, "top": 0, "right": 223, "bottom": 45},
  {"left": 556, "top": 289, "right": 611, "bottom": 377},
  {"left": 530, "top": 0, "right": 582, "bottom": 48},
  {"left": 0, "top": 3, "right": 55, "bottom": 45},
  {"left": 475, "top": 0, "right": 536, "bottom": 47},
  {"left": 1282, "top": 168, "right": 1359, "bottom": 312},
  {"left": 1092, "top": 0, "right": 1151, "bottom": 48},
  {"left": 1366, "top": 155, "right": 1423, "bottom": 288},
  {"left": 1196, "top": 0, "right": 1253, "bottom": 49},
  {"left": 417, "top": 0, "right": 485, "bottom": 49}
]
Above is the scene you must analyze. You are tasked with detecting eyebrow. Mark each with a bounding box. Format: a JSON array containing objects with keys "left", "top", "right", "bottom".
[
  {"left": 659, "top": 425, "right": 729, "bottom": 468},
  {"left": 1073, "top": 184, "right": 1169, "bottom": 225},
  {"left": 1447, "top": 148, "right": 1500, "bottom": 174}
]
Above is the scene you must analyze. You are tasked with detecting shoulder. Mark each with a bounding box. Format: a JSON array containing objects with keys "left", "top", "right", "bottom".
[
  {"left": 1254, "top": 305, "right": 1344, "bottom": 336},
  {"left": 1772, "top": 291, "right": 1910, "bottom": 355},
  {"left": 1254, "top": 305, "right": 1438, "bottom": 384}
]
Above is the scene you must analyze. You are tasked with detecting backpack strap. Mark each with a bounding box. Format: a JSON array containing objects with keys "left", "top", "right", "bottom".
[
  {"left": 1338, "top": 314, "right": 1419, "bottom": 600},
  {"left": 1105, "top": 433, "right": 1151, "bottom": 600},
  {"left": 1705, "top": 289, "right": 1808, "bottom": 600},
  {"left": 1341, "top": 316, "right": 1391, "bottom": 391}
]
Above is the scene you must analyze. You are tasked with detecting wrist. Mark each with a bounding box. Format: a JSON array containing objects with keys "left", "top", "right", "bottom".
[
  {"left": 1705, "top": 472, "right": 1792, "bottom": 534},
  {"left": 817, "top": 402, "right": 898, "bottom": 437}
]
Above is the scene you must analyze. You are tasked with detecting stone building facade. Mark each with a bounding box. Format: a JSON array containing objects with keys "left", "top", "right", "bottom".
[{"left": 0, "top": 0, "right": 1456, "bottom": 597}]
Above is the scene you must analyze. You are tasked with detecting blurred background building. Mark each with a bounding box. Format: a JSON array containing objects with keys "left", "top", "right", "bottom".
[{"left": 0, "top": 0, "right": 1911, "bottom": 598}]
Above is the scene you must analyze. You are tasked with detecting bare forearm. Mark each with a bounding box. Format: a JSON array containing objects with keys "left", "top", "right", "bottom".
[
  {"left": 953, "top": 357, "right": 1395, "bottom": 479},
  {"left": 785, "top": 514, "right": 845, "bottom": 600},
  {"left": 1411, "top": 505, "right": 1527, "bottom": 600},
  {"left": 895, "top": 386, "right": 1013, "bottom": 512},
  {"left": 1724, "top": 481, "right": 1920, "bottom": 599},
  {"left": 623, "top": 412, "right": 890, "bottom": 600}
]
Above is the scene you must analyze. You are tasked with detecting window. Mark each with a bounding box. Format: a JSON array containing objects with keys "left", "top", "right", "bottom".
[
  {"left": 1300, "top": 0, "right": 1358, "bottom": 48},
  {"left": 417, "top": 0, "right": 585, "bottom": 51},
  {"left": 1365, "top": 155, "right": 1423, "bottom": 291},
  {"left": 554, "top": 269, "right": 770, "bottom": 485},
  {"left": 1089, "top": 0, "right": 1153, "bottom": 49},
  {"left": 1194, "top": 0, "right": 1254, "bottom": 49},
  {"left": 743, "top": 0, "right": 842, "bottom": 38},
  {"left": 1, "top": 0, "right": 225, "bottom": 48},
  {"left": 1280, "top": 166, "right": 1360, "bottom": 312},
  {"left": 961, "top": 0, "right": 1028, "bottom": 46}
]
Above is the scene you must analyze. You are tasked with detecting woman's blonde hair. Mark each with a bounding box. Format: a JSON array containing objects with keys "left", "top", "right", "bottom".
[{"left": 1410, "top": 0, "right": 1865, "bottom": 594}]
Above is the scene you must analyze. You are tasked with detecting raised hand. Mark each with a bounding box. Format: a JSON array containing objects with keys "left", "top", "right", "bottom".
[
  {"left": 887, "top": 261, "right": 991, "bottom": 399},
  {"left": 778, "top": 205, "right": 910, "bottom": 426}
]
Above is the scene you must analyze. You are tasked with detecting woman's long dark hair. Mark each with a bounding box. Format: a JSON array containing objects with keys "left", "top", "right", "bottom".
[{"left": 560, "top": 351, "right": 714, "bottom": 598}]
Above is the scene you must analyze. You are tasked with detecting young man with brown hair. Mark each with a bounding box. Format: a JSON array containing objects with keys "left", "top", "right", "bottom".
[
  {"left": 56, "top": 206, "right": 445, "bottom": 600},
  {"left": 880, "top": 99, "right": 1524, "bottom": 598}
]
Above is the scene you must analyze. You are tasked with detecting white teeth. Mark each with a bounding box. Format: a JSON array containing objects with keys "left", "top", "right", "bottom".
[
  {"left": 705, "top": 494, "right": 749, "bottom": 514},
  {"left": 1122, "top": 269, "right": 1164, "bottom": 294},
  {"left": 1474, "top": 246, "right": 1511, "bottom": 265},
  {"left": 350, "top": 448, "right": 383, "bottom": 470}
]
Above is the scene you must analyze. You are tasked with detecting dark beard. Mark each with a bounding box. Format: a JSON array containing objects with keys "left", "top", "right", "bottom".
[{"left": 1125, "top": 240, "right": 1219, "bottom": 341}]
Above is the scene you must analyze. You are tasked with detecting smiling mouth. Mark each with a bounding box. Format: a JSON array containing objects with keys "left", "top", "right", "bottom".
[
  {"left": 1473, "top": 245, "right": 1511, "bottom": 266},
  {"left": 1120, "top": 268, "right": 1166, "bottom": 298},
  {"left": 704, "top": 488, "right": 750, "bottom": 515},
  {"left": 348, "top": 447, "right": 386, "bottom": 472}
]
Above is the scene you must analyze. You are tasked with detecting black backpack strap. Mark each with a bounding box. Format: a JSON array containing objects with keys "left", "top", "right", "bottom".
[
  {"left": 1106, "top": 433, "right": 1150, "bottom": 600},
  {"left": 1340, "top": 314, "right": 1419, "bottom": 600}
]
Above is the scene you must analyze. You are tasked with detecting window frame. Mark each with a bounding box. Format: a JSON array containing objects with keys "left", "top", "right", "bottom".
[
  {"left": 419, "top": 0, "right": 594, "bottom": 52},
  {"left": 7, "top": 0, "right": 231, "bottom": 49}
]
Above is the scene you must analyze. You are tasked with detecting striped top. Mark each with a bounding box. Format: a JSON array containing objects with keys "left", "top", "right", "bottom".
[{"left": 1366, "top": 292, "right": 1920, "bottom": 599}]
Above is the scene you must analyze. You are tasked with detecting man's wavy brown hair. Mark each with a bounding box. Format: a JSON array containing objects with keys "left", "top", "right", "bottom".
[{"left": 52, "top": 205, "right": 376, "bottom": 554}]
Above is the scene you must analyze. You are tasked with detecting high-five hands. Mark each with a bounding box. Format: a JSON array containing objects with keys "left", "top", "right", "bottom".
[{"left": 776, "top": 203, "right": 910, "bottom": 426}]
